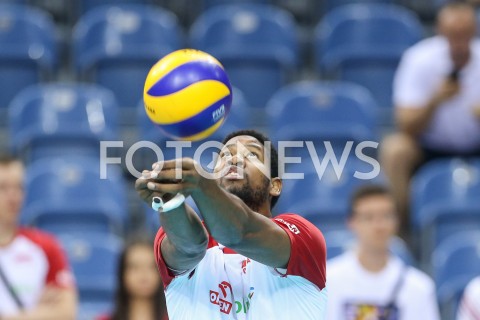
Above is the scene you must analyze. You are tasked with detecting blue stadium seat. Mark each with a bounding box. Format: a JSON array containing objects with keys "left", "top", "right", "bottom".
[
  {"left": 21, "top": 157, "right": 128, "bottom": 234},
  {"left": 78, "top": 0, "right": 151, "bottom": 15},
  {"left": 190, "top": 3, "right": 298, "bottom": 108},
  {"left": 74, "top": 5, "right": 182, "bottom": 108},
  {"left": 9, "top": 83, "right": 118, "bottom": 162},
  {"left": 432, "top": 231, "right": 480, "bottom": 319},
  {"left": 411, "top": 158, "right": 480, "bottom": 266},
  {"left": 0, "top": 4, "right": 56, "bottom": 109},
  {"left": 274, "top": 167, "right": 384, "bottom": 233},
  {"left": 324, "top": 230, "right": 416, "bottom": 266},
  {"left": 323, "top": 0, "right": 397, "bottom": 12},
  {"left": 314, "top": 4, "right": 423, "bottom": 113},
  {"left": 58, "top": 232, "right": 123, "bottom": 316},
  {"left": 203, "top": 0, "right": 270, "bottom": 9},
  {"left": 266, "top": 81, "right": 379, "bottom": 173}
]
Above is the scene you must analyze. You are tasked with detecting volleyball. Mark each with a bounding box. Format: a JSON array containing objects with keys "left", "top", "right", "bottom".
[{"left": 143, "top": 49, "right": 232, "bottom": 141}]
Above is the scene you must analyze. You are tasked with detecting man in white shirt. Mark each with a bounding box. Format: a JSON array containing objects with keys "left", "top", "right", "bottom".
[
  {"left": 0, "top": 155, "right": 77, "bottom": 320},
  {"left": 326, "top": 184, "right": 440, "bottom": 320},
  {"left": 380, "top": 2, "right": 480, "bottom": 229},
  {"left": 135, "top": 129, "right": 327, "bottom": 319},
  {"left": 457, "top": 276, "right": 480, "bottom": 320}
]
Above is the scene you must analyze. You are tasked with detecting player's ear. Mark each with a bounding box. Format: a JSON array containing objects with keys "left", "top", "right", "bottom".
[{"left": 269, "top": 178, "right": 282, "bottom": 197}]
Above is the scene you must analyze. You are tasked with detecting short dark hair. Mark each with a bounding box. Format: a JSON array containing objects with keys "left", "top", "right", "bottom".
[
  {"left": 348, "top": 184, "right": 394, "bottom": 218},
  {"left": 222, "top": 129, "right": 280, "bottom": 208},
  {"left": 0, "top": 154, "right": 21, "bottom": 166}
]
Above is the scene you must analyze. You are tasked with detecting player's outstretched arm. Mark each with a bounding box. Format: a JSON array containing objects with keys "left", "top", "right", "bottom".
[
  {"left": 135, "top": 173, "right": 209, "bottom": 272},
  {"left": 143, "top": 159, "right": 291, "bottom": 270}
]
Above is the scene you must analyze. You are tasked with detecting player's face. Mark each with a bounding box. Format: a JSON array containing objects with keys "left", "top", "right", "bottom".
[
  {"left": 0, "top": 162, "right": 24, "bottom": 226},
  {"left": 215, "top": 135, "right": 271, "bottom": 212},
  {"left": 124, "top": 244, "right": 161, "bottom": 299},
  {"left": 349, "top": 195, "right": 398, "bottom": 252}
]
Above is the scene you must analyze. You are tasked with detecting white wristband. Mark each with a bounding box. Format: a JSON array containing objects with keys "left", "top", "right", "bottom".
[{"left": 152, "top": 194, "right": 186, "bottom": 213}]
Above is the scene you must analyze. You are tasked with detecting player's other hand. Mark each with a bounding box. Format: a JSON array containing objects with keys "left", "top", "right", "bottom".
[
  {"left": 434, "top": 79, "right": 460, "bottom": 104},
  {"left": 134, "top": 158, "right": 212, "bottom": 204}
]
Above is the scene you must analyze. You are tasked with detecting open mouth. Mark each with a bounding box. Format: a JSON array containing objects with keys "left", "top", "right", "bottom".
[{"left": 224, "top": 166, "right": 243, "bottom": 180}]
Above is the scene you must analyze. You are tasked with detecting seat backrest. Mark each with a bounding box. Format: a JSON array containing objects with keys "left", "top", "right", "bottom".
[
  {"left": 190, "top": 4, "right": 297, "bottom": 66},
  {"left": 432, "top": 231, "right": 480, "bottom": 302},
  {"left": 410, "top": 158, "right": 480, "bottom": 228},
  {"left": 21, "top": 156, "right": 127, "bottom": 233},
  {"left": 323, "top": 0, "right": 396, "bottom": 12},
  {"left": 277, "top": 165, "right": 383, "bottom": 214},
  {"left": 9, "top": 83, "right": 118, "bottom": 153},
  {"left": 266, "top": 81, "right": 377, "bottom": 138},
  {"left": 73, "top": 4, "right": 182, "bottom": 71},
  {"left": 58, "top": 232, "right": 123, "bottom": 302},
  {"left": 0, "top": 4, "right": 56, "bottom": 68},
  {"left": 315, "top": 3, "right": 422, "bottom": 67}
]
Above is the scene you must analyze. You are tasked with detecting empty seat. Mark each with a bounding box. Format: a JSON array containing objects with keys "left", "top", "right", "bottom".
[
  {"left": 432, "top": 231, "right": 480, "bottom": 319},
  {"left": 190, "top": 3, "right": 298, "bottom": 108},
  {"left": 202, "top": 0, "right": 271, "bottom": 10},
  {"left": 9, "top": 83, "right": 118, "bottom": 162},
  {"left": 274, "top": 167, "right": 384, "bottom": 233},
  {"left": 322, "top": 0, "right": 397, "bottom": 12},
  {"left": 0, "top": 4, "right": 56, "bottom": 110},
  {"left": 21, "top": 157, "right": 128, "bottom": 234},
  {"left": 74, "top": 5, "right": 182, "bottom": 108},
  {"left": 314, "top": 4, "right": 423, "bottom": 115},
  {"left": 410, "top": 158, "right": 480, "bottom": 266},
  {"left": 58, "top": 232, "right": 123, "bottom": 315},
  {"left": 266, "top": 80, "right": 379, "bottom": 173},
  {"left": 78, "top": 0, "right": 151, "bottom": 15}
]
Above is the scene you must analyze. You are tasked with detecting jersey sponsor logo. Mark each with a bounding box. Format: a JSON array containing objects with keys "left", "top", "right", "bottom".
[
  {"left": 209, "top": 281, "right": 255, "bottom": 315},
  {"left": 275, "top": 218, "right": 300, "bottom": 234},
  {"left": 344, "top": 302, "right": 399, "bottom": 320}
]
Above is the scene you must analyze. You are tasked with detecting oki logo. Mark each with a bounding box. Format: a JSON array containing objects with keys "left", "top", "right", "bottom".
[
  {"left": 210, "top": 281, "right": 233, "bottom": 314},
  {"left": 209, "top": 282, "right": 255, "bottom": 315}
]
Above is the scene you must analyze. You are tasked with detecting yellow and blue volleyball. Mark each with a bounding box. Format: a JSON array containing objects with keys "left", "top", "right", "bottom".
[{"left": 143, "top": 49, "right": 232, "bottom": 141}]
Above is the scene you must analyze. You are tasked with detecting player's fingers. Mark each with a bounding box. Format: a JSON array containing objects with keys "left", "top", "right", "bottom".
[
  {"left": 153, "top": 168, "right": 184, "bottom": 182},
  {"left": 156, "top": 158, "right": 196, "bottom": 171},
  {"left": 146, "top": 181, "right": 194, "bottom": 194}
]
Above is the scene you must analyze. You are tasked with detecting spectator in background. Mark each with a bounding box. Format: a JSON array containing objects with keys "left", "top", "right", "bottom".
[
  {"left": 457, "top": 276, "right": 480, "bottom": 320},
  {"left": 0, "top": 154, "right": 77, "bottom": 319},
  {"left": 98, "top": 237, "right": 168, "bottom": 320},
  {"left": 381, "top": 2, "right": 480, "bottom": 230},
  {"left": 326, "top": 185, "right": 440, "bottom": 320}
]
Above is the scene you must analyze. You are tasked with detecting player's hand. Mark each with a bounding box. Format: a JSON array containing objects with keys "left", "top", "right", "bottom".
[
  {"left": 37, "top": 286, "right": 63, "bottom": 305},
  {"left": 433, "top": 79, "right": 460, "bottom": 104},
  {"left": 472, "top": 105, "right": 480, "bottom": 120},
  {"left": 135, "top": 158, "right": 213, "bottom": 203}
]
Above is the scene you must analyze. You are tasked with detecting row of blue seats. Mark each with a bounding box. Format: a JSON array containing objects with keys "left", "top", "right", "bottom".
[
  {"left": 13, "top": 0, "right": 407, "bottom": 23},
  {"left": 0, "top": 3, "right": 426, "bottom": 114},
  {"left": 7, "top": 81, "right": 381, "bottom": 162}
]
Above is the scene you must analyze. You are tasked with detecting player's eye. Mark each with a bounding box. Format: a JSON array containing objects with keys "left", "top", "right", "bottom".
[
  {"left": 221, "top": 151, "right": 232, "bottom": 158},
  {"left": 246, "top": 152, "right": 258, "bottom": 159}
]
